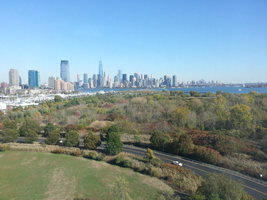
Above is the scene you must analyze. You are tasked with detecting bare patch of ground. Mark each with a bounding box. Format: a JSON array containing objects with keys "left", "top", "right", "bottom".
[
  {"left": 142, "top": 175, "right": 173, "bottom": 192},
  {"left": 89, "top": 120, "right": 112, "bottom": 130},
  {"left": 45, "top": 167, "right": 77, "bottom": 200}
]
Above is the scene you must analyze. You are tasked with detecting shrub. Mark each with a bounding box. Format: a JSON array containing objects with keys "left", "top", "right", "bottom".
[
  {"left": 113, "top": 155, "right": 133, "bottom": 168},
  {"left": 71, "top": 150, "right": 82, "bottom": 157},
  {"left": 0, "top": 144, "right": 9, "bottom": 152},
  {"left": 52, "top": 148, "right": 65, "bottom": 154}
]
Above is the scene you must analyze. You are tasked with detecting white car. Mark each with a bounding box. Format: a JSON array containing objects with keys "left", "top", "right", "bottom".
[{"left": 172, "top": 161, "right": 182, "bottom": 167}]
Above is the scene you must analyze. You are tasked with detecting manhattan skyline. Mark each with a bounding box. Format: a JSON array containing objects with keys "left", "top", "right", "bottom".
[{"left": 0, "top": 0, "right": 266, "bottom": 84}]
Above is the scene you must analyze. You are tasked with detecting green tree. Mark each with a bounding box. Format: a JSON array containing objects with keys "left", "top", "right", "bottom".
[
  {"left": 64, "top": 130, "right": 79, "bottom": 147},
  {"left": 54, "top": 95, "right": 63, "bottom": 102},
  {"left": 19, "top": 119, "right": 41, "bottom": 137},
  {"left": 3, "top": 119, "right": 18, "bottom": 130},
  {"left": 24, "top": 130, "right": 38, "bottom": 143},
  {"left": 84, "top": 132, "right": 101, "bottom": 150},
  {"left": 105, "top": 132, "right": 123, "bottom": 155},
  {"left": 1, "top": 128, "right": 19, "bottom": 143},
  {"left": 230, "top": 104, "right": 253, "bottom": 130},
  {"left": 45, "top": 128, "right": 60, "bottom": 145},
  {"left": 197, "top": 173, "right": 247, "bottom": 200},
  {"left": 43, "top": 122, "right": 58, "bottom": 137},
  {"left": 190, "top": 91, "right": 200, "bottom": 97},
  {"left": 171, "top": 134, "right": 194, "bottom": 156},
  {"left": 111, "top": 176, "right": 132, "bottom": 200},
  {"left": 150, "top": 129, "right": 171, "bottom": 151}
]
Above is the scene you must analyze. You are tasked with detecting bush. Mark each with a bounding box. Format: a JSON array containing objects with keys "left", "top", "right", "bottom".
[
  {"left": 85, "top": 151, "right": 105, "bottom": 161},
  {"left": 52, "top": 148, "right": 65, "bottom": 154},
  {"left": 0, "top": 144, "right": 9, "bottom": 152},
  {"left": 113, "top": 155, "right": 133, "bottom": 168},
  {"left": 71, "top": 150, "right": 82, "bottom": 157}
]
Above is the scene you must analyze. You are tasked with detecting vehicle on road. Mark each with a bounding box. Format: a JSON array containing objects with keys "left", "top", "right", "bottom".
[{"left": 172, "top": 161, "right": 182, "bottom": 166}]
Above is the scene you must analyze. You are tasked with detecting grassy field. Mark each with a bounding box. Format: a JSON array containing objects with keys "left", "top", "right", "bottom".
[{"left": 0, "top": 151, "right": 172, "bottom": 200}]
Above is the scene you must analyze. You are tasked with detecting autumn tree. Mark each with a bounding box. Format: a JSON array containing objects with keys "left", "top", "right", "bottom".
[
  {"left": 170, "top": 107, "right": 189, "bottom": 126},
  {"left": 171, "top": 134, "right": 194, "bottom": 156},
  {"left": 84, "top": 132, "right": 101, "bottom": 150},
  {"left": 229, "top": 104, "right": 253, "bottom": 130}
]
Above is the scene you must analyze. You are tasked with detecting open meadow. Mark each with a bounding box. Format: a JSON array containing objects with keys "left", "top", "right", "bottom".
[{"left": 0, "top": 151, "right": 172, "bottom": 200}]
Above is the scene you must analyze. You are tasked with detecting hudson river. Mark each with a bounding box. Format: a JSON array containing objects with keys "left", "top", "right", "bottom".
[{"left": 77, "top": 86, "right": 267, "bottom": 94}]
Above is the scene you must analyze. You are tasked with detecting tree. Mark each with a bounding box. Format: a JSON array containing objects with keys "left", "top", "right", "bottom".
[
  {"left": 230, "top": 104, "right": 253, "bottom": 130},
  {"left": 171, "top": 134, "right": 194, "bottom": 156},
  {"left": 144, "top": 148, "right": 156, "bottom": 161},
  {"left": 197, "top": 173, "right": 247, "bottom": 200},
  {"left": 19, "top": 119, "right": 41, "bottom": 137},
  {"left": 24, "top": 130, "right": 38, "bottom": 143},
  {"left": 149, "top": 129, "right": 171, "bottom": 151},
  {"left": 84, "top": 132, "right": 101, "bottom": 150},
  {"left": 3, "top": 119, "right": 18, "bottom": 130},
  {"left": 105, "top": 132, "right": 123, "bottom": 155},
  {"left": 1, "top": 128, "right": 19, "bottom": 143},
  {"left": 190, "top": 91, "right": 200, "bottom": 97},
  {"left": 111, "top": 176, "right": 132, "bottom": 200},
  {"left": 54, "top": 95, "right": 63, "bottom": 102},
  {"left": 64, "top": 130, "right": 79, "bottom": 147},
  {"left": 170, "top": 107, "right": 189, "bottom": 126},
  {"left": 45, "top": 128, "right": 60, "bottom": 145},
  {"left": 43, "top": 122, "right": 58, "bottom": 137}
]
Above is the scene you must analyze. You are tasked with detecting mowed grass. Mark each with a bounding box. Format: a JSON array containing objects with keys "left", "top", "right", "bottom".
[{"left": 0, "top": 151, "right": 172, "bottom": 200}]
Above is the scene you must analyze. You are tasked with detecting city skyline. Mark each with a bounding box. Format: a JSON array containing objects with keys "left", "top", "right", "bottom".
[{"left": 0, "top": 0, "right": 266, "bottom": 84}]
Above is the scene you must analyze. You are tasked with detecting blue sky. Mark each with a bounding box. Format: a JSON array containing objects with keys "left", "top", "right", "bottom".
[{"left": 0, "top": 0, "right": 266, "bottom": 84}]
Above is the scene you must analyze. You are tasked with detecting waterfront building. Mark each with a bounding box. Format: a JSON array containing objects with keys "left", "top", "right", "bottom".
[
  {"left": 9, "top": 69, "right": 19, "bottom": 86},
  {"left": 60, "top": 60, "right": 70, "bottom": 82},
  {"left": 28, "top": 70, "right": 40, "bottom": 88},
  {"left": 173, "top": 75, "right": 178, "bottom": 87},
  {"left": 83, "top": 73, "right": 89, "bottom": 84}
]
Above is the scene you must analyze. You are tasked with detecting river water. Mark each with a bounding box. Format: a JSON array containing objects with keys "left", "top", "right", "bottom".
[{"left": 77, "top": 86, "right": 267, "bottom": 94}]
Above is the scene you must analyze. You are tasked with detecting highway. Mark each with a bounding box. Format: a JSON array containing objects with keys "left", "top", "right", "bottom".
[
  {"left": 9, "top": 137, "right": 267, "bottom": 199},
  {"left": 121, "top": 145, "right": 267, "bottom": 199}
]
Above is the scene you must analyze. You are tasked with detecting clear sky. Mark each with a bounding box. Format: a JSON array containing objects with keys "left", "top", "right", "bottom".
[{"left": 0, "top": 0, "right": 266, "bottom": 84}]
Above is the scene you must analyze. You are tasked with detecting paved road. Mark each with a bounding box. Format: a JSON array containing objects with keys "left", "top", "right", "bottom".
[
  {"left": 11, "top": 137, "right": 267, "bottom": 199},
  {"left": 121, "top": 145, "right": 267, "bottom": 199}
]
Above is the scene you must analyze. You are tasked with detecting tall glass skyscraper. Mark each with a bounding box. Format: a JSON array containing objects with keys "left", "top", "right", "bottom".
[
  {"left": 60, "top": 60, "right": 70, "bottom": 82},
  {"left": 98, "top": 60, "right": 103, "bottom": 87},
  {"left": 28, "top": 70, "right": 40, "bottom": 88}
]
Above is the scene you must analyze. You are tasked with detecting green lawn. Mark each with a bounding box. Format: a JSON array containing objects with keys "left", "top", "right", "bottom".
[{"left": 0, "top": 151, "right": 172, "bottom": 200}]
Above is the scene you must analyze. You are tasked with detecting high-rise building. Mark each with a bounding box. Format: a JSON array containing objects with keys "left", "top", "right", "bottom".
[
  {"left": 98, "top": 60, "right": 103, "bottom": 87},
  {"left": 9, "top": 69, "right": 19, "bottom": 86},
  {"left": 118, "top": 70, "right": 122, "bottom": 82},
  {"left": 60, "top": 60, "right": 70, "bottom": 82},
  {"left": 28, "top": 70, "right": 40, "bottom": 88},
  {"left": 173, "top": 75, "right": 178, "bottom": 87},
  {"left": 122, "top": 74, "right": 127, "bottom": 82},
  {"left": 83, "top": 73, "right": 89, "bottom": 84}
]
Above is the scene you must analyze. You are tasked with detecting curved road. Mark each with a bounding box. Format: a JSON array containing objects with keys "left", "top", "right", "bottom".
[
  {"left": 121, "top": 145, "right": 267, "bottom": 199},
  {"left": 11, "top": 137, "right": 267, "bottom": 199}
]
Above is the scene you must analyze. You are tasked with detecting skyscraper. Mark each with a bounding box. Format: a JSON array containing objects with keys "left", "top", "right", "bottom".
[
  {"left": 60, "top": 60, "right": 70, "bottom": 82},
  {"left": 118, "top": 70, "right": 122, "bottom": 82},
  {"left": 173, "top": 75, "right": 178, "bottom": 87},
  {"left": 9, "top": 69, "right": 19, "bottom": 86},
  {"left": 28, "top": 70, "right": 40, "bottom": 88},
  {"left": 83, "top": 73, "right": 89, "bottom": 84},
  {"left": 98, "top": 60, "right": 103, "bottom": 87}
]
